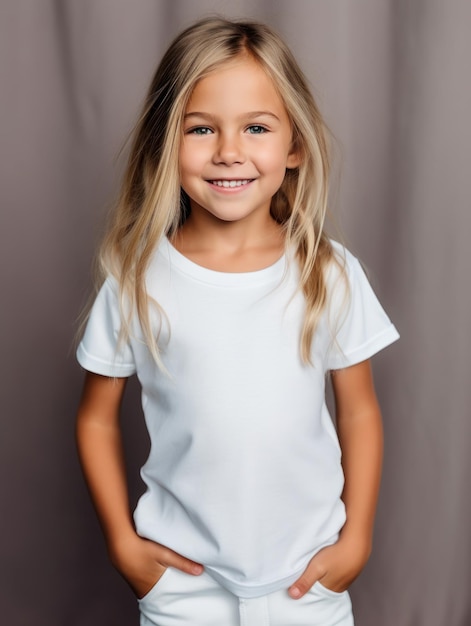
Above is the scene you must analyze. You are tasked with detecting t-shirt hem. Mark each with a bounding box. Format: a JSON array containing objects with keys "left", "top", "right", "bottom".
[
  {"left": 202, "top": 532, "right": 341, "bottom": 599},
  {"left": 205, "top": 567, "right": 305, "bottom": 599},
  {"left": 76, "top": 343, "right": 135, "bottom": 377}
]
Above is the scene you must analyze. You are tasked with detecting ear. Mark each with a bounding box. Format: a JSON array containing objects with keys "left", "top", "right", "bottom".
[
  {"left": 286, "top": 150, "right": 301, "bottom": 169},
  {"left": 286, "top": 139, "right": 301, "bottom": 169}
]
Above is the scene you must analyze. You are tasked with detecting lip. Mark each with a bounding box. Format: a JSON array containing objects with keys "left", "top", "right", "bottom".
[{"left": 206, "top": 178, "right": 255, "bottom": 192}]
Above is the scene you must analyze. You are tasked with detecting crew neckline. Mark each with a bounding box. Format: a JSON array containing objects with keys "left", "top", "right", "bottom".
[{"left": 160, "top": 237, "right": 287, "bottom": 287}]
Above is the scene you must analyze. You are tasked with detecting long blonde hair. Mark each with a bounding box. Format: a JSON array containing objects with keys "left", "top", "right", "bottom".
[{"left": 98, "top": 17, "right": 341, "bottom": 367}]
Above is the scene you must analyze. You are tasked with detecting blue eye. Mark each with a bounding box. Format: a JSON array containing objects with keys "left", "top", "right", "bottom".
[
  {"left": 188, "top": 126, "right": 212, "bottom": 135},
  {"left": 247, "top": 125, "right": 267, "bottom": 134}
]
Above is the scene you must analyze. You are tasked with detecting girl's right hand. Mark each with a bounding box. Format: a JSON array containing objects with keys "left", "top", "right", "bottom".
[{"left": 108, "top": 532, "right": 204, "bottom": 599}]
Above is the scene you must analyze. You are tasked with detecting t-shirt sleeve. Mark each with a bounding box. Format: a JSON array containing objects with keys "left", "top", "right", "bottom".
[
  {"left": 325, "top": 248, "right": 399, "bottom": 370},
  {"left": 76, "top": 278, "right": 136, "bottom": 377}
]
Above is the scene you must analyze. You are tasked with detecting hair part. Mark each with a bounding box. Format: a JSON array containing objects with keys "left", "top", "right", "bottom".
[{"left": 97, "top": 17, "right": 344, "bottom": 368}]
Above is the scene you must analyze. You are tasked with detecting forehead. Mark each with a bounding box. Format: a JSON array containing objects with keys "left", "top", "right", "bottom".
[{"left": 185, "top": 57, "right": 288, "bottom": 117}]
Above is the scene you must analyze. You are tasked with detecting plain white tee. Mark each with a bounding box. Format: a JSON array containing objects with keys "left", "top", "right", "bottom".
[{"left": 77, "top": 238, "right": 399, "bottom": 598}]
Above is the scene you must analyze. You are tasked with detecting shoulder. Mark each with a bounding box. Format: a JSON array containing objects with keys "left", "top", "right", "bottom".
[
  {"left": 92, "top": 274, "right": 120, "bottom": 305},
  {"left": 328, "top": 239, "right": 360, "bottom": 269},
  {"left": 323, "top": 239, "right": 361, "bottom": 288},
  {"left": 147, "top": 236, "right": 173, "bottom": 273},
  {"left": 322, "top": 239, "right": 379, "bottom": 316}
]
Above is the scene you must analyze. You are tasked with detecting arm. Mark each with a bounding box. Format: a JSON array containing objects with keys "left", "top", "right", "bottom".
[
  {"left": 76, "top": 372, "right": 203, "bottom": 598},
  {"left": 289, "top": 359, "right": 383, "bottom": 598}
]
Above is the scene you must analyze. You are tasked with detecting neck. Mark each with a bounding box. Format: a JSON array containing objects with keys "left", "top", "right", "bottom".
[{"left": 170, "top": 215, "right": 285, "bottom": 273}]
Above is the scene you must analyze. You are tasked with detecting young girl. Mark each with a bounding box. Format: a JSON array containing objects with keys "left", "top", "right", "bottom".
[{"left": 76, "top": 17, "right": 399, "bottom": 626}]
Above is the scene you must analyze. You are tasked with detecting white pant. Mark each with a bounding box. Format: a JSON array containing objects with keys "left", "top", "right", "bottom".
[{"left": 139, "top": 567, "right": 354, "bottom": 626}]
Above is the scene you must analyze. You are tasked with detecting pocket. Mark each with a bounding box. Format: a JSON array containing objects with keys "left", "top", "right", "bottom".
[
  {"left": 312, "top": 580, "right": 348, "bottom": 599},
  {"left": 137, "top": 567, "right": 171, "bottom": 603}
]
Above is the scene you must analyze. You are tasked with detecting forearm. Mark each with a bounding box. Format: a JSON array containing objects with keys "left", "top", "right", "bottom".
[
  {"left": 331, "top": 360, "right": 383, "bottom": 551},
  {"left": 75, "top": 373, "right": 203, "bottom": 597},
  {"left": 75, "top": 373, "right": 135, "bottom": 552},
  {"left": 337, "top": 403, "right": 383, "bottom": 549},
  {"left": 289, "top": 361, "right": 383, "bottom": 598},
  {"left": 76, "top": 417, "right": 136, "bottom": 547}
]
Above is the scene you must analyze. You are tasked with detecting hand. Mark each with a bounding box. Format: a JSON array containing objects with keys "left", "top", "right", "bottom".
[
  {"left": 288, "top": 535, "right": 371, "bottom": 599},
  {"left": 108, "top": 531, "right": 203, "bottom": 599}
]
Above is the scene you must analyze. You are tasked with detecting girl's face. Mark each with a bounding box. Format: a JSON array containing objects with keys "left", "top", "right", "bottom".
[{"left": 179, "top": 56, "right": 299, "bottom": 231}]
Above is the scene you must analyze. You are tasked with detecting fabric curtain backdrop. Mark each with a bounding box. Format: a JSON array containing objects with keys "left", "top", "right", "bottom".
[{"left": 1, "top": 1, "right": 470, "bottom": 624}]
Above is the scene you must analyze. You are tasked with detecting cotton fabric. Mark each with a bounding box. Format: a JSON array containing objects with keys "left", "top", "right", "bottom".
[
  {"left": 138, "top": 567, "right": 354, "bottom": 626},
  {"left": 77, "top": 238, "right": 399, "bottom": 597}
]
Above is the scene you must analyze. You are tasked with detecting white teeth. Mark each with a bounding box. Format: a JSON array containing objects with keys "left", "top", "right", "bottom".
[{"left": 211, "top": 179, "right": 251, "bottom": 188}]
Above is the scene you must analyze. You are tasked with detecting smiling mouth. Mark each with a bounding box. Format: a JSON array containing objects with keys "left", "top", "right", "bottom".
[{"left": 208, "top": 179, "right": 253, "bottom": 188}]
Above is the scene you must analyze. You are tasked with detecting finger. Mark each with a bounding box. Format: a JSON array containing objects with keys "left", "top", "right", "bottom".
[
  {"left": 288, "top": 563, "right": 324, "bottom": 599},
  {"left": 161, "top": 546, "right": 204, "bottom": 575}
]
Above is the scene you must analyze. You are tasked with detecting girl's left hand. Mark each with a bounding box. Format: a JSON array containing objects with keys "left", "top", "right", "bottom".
[{"left": 288, "top": 535, "right": 371, "bottom": 599}]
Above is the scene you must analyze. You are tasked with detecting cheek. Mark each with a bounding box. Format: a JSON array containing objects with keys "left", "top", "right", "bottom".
[
  {"left": 180, "top": 140, "right": 209, "bottom": 174},
  {"left": 179, "top": 145, "right": 197, "bottom": 180},
  {"left": 256, "top": 141, "right": 293, "bottom": 172}
]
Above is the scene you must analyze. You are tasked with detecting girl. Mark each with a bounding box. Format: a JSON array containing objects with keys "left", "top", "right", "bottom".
[{"left": 76, "top": 17, "right": 399, "bottom": 626}]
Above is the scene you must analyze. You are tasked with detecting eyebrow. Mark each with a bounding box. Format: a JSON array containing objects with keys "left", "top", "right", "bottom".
[{"left": 184, "top": 111, "right": 281, "bottom": 122}]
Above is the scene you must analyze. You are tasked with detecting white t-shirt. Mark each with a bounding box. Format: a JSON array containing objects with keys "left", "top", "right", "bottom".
[{"left": 77, "top": 238, "right": 399, "bottom": 598}]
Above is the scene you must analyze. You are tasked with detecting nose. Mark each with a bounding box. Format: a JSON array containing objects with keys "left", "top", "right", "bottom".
[{"left": 213, "top": 131, "right": 245, "bottom": 165}]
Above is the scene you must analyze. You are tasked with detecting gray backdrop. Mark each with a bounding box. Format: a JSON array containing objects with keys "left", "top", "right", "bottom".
[{"left": 1, "top": 1, "right": 470, "bottom": 624}]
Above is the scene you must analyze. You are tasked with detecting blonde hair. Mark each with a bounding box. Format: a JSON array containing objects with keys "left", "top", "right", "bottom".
[{"left": 97, "top": 17, "right": 342, "bottom": 367}]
